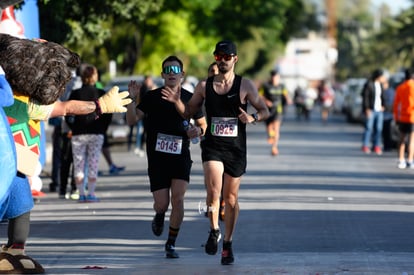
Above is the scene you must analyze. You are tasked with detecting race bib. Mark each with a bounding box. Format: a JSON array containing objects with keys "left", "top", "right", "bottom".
[
  {"left": 211, "top": 117, "right": 238, "bottom": 137},
  {"left": 155, "top": 133, "right": 183, "bottom": 154}
]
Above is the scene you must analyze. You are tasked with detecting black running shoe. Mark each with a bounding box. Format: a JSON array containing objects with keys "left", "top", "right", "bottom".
[
  {"left": 151, "top": 213, "right": 165, "bottom": 236},
  {"left": 205, "top": 229, "right": 221, "bottom": 255},
  {"left": 165, "top": 243, "right": 179, "bottom": 258},
  {"left": 221, "top": 246, "right": 234, "bottom": 265}
]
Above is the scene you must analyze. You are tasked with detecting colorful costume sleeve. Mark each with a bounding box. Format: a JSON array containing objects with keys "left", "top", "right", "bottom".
[{"left": 3, "top": 95, "right": 44, "bottom": 177}]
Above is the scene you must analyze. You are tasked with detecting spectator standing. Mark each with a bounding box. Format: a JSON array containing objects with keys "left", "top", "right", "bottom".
[
  {"left": 317, "top": 79, "right": 335, "bottom": 124},
  {"left": 161, "top": 40, "right": 269, "bottom": 265},
  {"left": 47, "top": 71, "right": 77, "bottom": 193},
  {"left": 67, "top": 65, "right": 112, "bottom": 202},
  {"left": 393, "top": 68, "right": 414, "bottom": 168},
  {"left": 361, "top": 69, "right": 386, "bottom": 155},
  {"left": 293, "top": 86, "right": 305, "bottom": 120},
  {"left": 126, "top": 56, "right": 206, "bottom": 258},
  {"left": 382, "top": 79, "right": 395, "bottom": 151},
  {"left": 302, "top": 80, "right": 318, "bottom": 121},
  {"left": 47, "top": 116, "right": 62, "bottom": 192},
  {"left": 58, "top": 119, "right": 77, "bottom": 199}
]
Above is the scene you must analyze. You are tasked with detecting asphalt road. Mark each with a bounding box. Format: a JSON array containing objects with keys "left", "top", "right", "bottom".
[{"left": 3, "top": 106, "right": 414, "bottom": 275}]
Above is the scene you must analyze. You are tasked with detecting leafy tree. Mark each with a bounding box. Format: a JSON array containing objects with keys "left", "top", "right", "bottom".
[
  {"left": 365, "top": 8, "right": 414, "bottom": 73},
  {"left": 35, "top": 0, "right": 310, "bottom": 80},
  {"left": 37, "top": 0, "right": 164, "bottom": 77}
]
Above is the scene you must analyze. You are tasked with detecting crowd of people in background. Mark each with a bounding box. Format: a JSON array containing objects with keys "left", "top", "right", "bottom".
[{"left": 46, "top": 59, "right": 414, "bottom": 206}]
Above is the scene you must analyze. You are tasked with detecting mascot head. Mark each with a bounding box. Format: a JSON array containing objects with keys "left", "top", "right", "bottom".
[{"left": 0, "top": 33, "right": 80, "bottom": 104}]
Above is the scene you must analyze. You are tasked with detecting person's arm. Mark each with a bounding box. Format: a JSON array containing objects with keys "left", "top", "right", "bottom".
[
  {"left": 238, "top": 79, "right": 269, "bottom": 124},
  {"left": 50, "top": 86, "right": 131, "bottom": 118},
  {"left": 126, "top": 80, "right": 144, "bottom": 126},
  {"left": 126, "top": 101, "right": 144, "bottom": 126},
  {"left": 50, "top": 100, "right": 95, "bottom": 117}
]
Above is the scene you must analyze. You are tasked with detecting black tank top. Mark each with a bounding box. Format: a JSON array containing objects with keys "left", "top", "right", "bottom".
[{"left": 202, "top": 74, "right": 247, "bottom": 151}]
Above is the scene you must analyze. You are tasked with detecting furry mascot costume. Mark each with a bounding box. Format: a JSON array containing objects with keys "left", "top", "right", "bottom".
[{"left": 0, "top": 33, "right": 131, "bottom": 274}]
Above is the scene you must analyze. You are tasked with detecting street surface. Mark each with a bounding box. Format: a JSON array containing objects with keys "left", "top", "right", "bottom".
[{"left": 3, "top": 107, "right": 414, "bottom": 275}]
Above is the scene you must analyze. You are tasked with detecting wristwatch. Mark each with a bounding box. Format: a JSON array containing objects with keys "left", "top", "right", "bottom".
[{"left": 251, "top": 113, "right": 259, "bottom": 124}]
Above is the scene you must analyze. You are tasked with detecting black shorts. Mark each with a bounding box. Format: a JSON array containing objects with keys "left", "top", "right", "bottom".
[
  {"left": 147, "top": 155, "right": 192, "bottom": 192},
  {"left": 201, "top": 144, "right": 246, "bottom": 177},
  {"left": 398, "top": 122, "right": 414, "bottom": 134}
]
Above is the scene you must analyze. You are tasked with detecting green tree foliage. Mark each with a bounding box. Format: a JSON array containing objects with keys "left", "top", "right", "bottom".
[
  {"left": 334, "top": 0, "right": 374, "bottom": 79},
  {"left": 38, "top": 0, "right": 164, "bottom": 76},
  {"left": 364, "top": 8, "right": 414, "bottom": 73},
  {"left": 334, "top": 0, "right": 414, "bottom": 80},
  {"left": 36, "top": 0, "right": 308, "bottom": 80}
]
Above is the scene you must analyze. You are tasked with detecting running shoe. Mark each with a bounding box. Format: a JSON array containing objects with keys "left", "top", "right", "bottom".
[
  {"left": 86, "top": 194, "right": 100, "bottom": 202},
  {"left": 78, "top": 195, "right": 87, "bottom": 203},
  {"left": 31, "top": 190, "right": 46, "bottom": 197},
  {"left": 398, "top": 160, "right": 407, "bottom": 169},
  {"left": 152, "top": 213, "right": 165, "bottom": 236},
  {"left": 70, "top": 190, "right": 80, "bottom": 200},
  {"left": 221, "top": 246, "right": 234, "bottom": 265},
  {"left": 373, "top": 146, "right": 382, "bottom": 155},
  {"left": 109, "top": 165, "right": 125, "bottom": 175},
  {"left": 165, "top": 243, "right": 179, "bottom": 258},
  {"left": 205, "top": 229, "right": 221, "bottom": 255},
  {"left": 361, "top": 146, "right": 370, "bottom": 154}
]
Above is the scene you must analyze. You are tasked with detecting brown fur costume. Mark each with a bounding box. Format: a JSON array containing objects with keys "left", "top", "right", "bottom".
[
  {"left": 0, "top": 33, "right": 80, "bottom": 104},
  {"left": 0, "top": 33, "right": 80, "bottom": 274}
]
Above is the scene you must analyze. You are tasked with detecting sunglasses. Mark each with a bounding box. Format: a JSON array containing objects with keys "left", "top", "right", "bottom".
[
  {"left": 214, "top": 54, "right": 234, "bottom": 61},
  {"left": 162, "top": 65, "right": 182, "bottom": 74}
]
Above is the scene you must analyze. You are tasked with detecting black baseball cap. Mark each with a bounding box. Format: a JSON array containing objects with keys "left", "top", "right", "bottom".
[
  {"left": 270, "top": 69, "right": 279, "bottom": 76},
  {"left": 213, "top": 40, "right": 237, "bottom": 55}
]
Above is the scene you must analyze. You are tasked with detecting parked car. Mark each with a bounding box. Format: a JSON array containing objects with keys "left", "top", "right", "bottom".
[
  {"left": 332, "top": 84, "right": 345, "bottom": 114},
  {"left": 342, "top": 78, "right": 366, "bottom": 123}
]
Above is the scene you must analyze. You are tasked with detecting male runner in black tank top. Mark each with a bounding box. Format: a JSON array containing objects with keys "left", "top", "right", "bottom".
[{"left": 162, "top": 41, "right": 269, "bottom": 265}]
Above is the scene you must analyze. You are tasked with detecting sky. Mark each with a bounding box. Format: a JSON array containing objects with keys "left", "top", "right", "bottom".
[{"left": 371, "top": 0, "right": 412, "bottom": 14}]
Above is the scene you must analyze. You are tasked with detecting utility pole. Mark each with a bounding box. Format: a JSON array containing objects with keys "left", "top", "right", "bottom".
[
  {"left": 324, "top": 0, "right": 337, "bottom": 83},
  {"left": 325, "top": 0, "right": 336, "bottom": 41}
]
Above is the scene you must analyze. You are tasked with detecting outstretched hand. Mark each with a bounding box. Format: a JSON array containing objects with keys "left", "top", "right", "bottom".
[
  {"left": 98, "top": 86, "right": 132, "bottom": 113},
  {"left": 161, "top": 86, "right": 181, "bottom": 103}
]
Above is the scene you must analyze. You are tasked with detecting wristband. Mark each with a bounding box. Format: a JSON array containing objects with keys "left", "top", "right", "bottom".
[
  {"left": 94, "top": 99, "right": 102, "bottom": 119},
  {"left": 251, "top": 113, "right": 259, "bottom": 124}
]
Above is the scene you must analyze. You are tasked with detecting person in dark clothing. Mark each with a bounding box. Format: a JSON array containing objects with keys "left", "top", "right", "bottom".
[
  {"left": 361, "top": 68, "right": 386, "bottom": 155},
  {"left": 58, "top": 118, "right": 77, "bottom": 199},
  {"left": 127, "top": 56, "right": 206, "bottom": 259},
  {"left": 162, "top": 41, "right": 269, "bottom": 265},
  {"left": 67, "top": 65, "right": 112, "bottom": 202}
]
